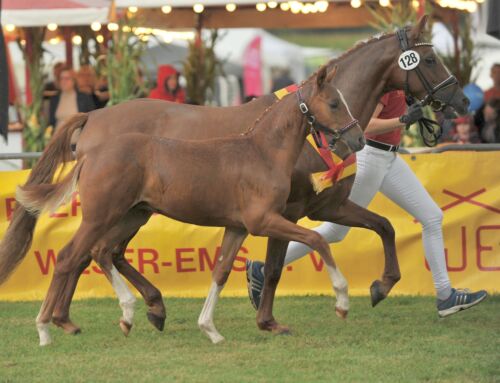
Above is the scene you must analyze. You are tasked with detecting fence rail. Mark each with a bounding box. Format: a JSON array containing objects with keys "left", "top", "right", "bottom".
[
  {"left": 0, "top": 152, "right": 43, "bottom": 160},
  {"left": 2, "top": 144, "right": 500, "bottom": 161}
]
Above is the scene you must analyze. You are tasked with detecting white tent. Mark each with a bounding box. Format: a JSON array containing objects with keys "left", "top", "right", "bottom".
[{"left": 1, "top": 0, "right": 110, "bottom": 27}]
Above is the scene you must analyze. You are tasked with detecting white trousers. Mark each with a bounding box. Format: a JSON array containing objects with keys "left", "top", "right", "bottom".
[{"left": 285, "top": 144, "right": 452, "bottom": 300}]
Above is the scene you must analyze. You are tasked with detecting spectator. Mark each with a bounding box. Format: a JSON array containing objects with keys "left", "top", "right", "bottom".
[
  {"left": 76, "top": 65, "right": 96, "bottom": 95},
  {"left": 475, "top": 99, "right": 500, "bottom": 143},
  {"left": 271, "top": 68, "right": 294, "bottom": 92},
  {"left": 484, "top": 63, "right": 500, "bottom": 103},
  {"left": 48, "top": 67, "right": 96, "bottom": 132},
  {"left": 450, "top": 116, "right": 480, "bottom": 144},
  {"left": 94, "top": 76, "right": 110, "bottom": 108},
  {"left": 148, "top": 65, "right": 186, "bottom": 103},
  {"left": 43, "top": 62, "right": 65, "bottom": 99}
]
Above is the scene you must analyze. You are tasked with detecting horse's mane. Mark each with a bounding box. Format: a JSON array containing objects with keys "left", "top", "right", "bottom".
[{"left": 242, "top": 29, "right": 404, "bottom": 135}]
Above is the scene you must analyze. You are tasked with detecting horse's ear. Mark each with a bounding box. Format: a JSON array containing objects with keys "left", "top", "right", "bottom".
[
  {"left": 326, "top": 65, "right": 338, "bottom": 84},
  {"left": 410, "top": 14, "right": 429, "bottom": 39},
  {"left": 316, "top": 65, "right": 328, "bottom": 89}
]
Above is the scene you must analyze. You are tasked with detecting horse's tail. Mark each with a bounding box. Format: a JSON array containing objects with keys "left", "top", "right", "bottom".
[
  {"left": 0, "top": 113, "right": 88, "bottom": 285},
  {"left": 16, "top": 159, "right": 85, "bottom": 217}
]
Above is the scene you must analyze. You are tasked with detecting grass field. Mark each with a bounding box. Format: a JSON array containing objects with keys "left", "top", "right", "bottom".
[{"left": 0, "top": 296, "right": 499, "bottom": 383}]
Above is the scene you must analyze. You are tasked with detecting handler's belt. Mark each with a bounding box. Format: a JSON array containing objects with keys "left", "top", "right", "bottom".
[
  {"left": 274, "top": 85, "right": 357, "bottom": 194},
  {"left": 366, "top": 139, "right": 399, "bottom": 152}
]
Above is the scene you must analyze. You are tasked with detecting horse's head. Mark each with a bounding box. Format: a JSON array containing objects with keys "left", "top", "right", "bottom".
[
  {"left": 303, "top": 65, "right": 365, "bottom": 159},
  {"left": 389, "top": 15, "right": 469, "bottom": 116}
]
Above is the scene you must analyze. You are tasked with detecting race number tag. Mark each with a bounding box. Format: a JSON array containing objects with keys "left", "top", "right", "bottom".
[{"left": 398, "top": 50, "right": 420, "bottom": 71}]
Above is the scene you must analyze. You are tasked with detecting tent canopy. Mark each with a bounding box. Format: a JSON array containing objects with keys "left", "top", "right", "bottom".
[{"left": 1, "top": 0, "right": 110, "bottom": 27}]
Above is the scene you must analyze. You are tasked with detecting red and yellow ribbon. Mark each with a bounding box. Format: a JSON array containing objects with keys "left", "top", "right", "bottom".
[{"left": 274, "top": 85, "right": 357, "bottom": 194}]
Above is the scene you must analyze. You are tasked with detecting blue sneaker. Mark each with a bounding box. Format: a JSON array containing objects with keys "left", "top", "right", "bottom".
[
  {"left": 437, "top": 288, "right": 487, "bottom": 318},
  {"left": 245, "top": 260, "right": 265, "bottom": 310}
]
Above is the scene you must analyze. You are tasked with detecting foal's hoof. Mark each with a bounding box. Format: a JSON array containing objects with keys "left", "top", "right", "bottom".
[
  {"left": 119, "top": 320, "right": 132, "bottom": 337},
  {"left": 147, "top": 312, "right": 166, "bottom": 332},
  {"left": 52, "top": 318, "right": 81, "bottom": 335},
  {"left": 258, "top": 320, "right": 291, "bottom": 335},
  {"left": 370, "top": 280, "right": 387, "bottom": 307},
  {"left": 335, "top": 306, "right": 348, "bottom": 319}
]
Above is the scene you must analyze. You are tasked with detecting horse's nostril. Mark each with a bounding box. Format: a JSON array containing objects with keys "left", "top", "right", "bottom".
[{"left": 463, "top": 97, "right": 470, "bottom": 107}]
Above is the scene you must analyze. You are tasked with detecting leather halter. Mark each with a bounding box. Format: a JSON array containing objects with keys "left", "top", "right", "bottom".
[
  {"left": 396, "top": 28, "right": 458, "bottom": 111},
  {"left": 396, "top": 28, "right": 458, "bottom": 146},
  {"left": 296, "top": 87, "right": 359, "bottom": 150}
]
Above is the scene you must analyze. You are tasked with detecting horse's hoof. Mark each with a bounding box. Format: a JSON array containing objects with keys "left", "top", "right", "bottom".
[
  {"left": 272, "top": 325, "right": 291, "bottom": 335},
  {"left": 147, "top": 312, "right": 166, "bottom": 332},
  {"left": 370, "top": 280, "right": 387, "bottom": 307},
  {"left": 52, "top": 318, "right": 81, "bottom": 335},
  {"left": 258, "top": 320, "right": 291, "bottom": 335},
  {"left": 335, "top": 306, "right": 348, "bottom": 319},
  {"left": 119, "top": 320, "right": 132, "bottom": 337}
]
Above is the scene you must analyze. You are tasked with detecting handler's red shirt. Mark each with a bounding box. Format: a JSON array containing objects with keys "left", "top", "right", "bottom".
[{"left": 365, "top": 90, "right": 406, "bottom": 146}]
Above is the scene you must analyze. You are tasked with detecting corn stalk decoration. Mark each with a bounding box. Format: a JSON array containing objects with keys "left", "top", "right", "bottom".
[
  {"left": 17, "top": 27, "right": 48, "bottom": 162},
  {"left": 183, "top": 30, "right": 222, "bottom": 105},
  {"left": 105, "top": 18, "right": 148, "bottom": 106},
  {"left": 439, "top": 13, "right": 478, "bottom": 86}
]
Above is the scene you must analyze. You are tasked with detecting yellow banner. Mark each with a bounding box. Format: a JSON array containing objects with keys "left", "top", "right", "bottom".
[{"left": 0, "top": 152, "right": 499, "bottom": 301}]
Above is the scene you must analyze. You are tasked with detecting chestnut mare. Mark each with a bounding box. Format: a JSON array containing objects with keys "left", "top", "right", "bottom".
[
  {"left": 0, "top": 17, "right": 468, "bottom": 342},
  {"left": 18, "top": 66, "right": 364, "bottom": 345}
]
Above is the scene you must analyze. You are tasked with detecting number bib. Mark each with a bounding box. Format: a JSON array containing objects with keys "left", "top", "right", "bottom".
[{"left": 398, "top": 50, "right": 420, "bottom": 71}]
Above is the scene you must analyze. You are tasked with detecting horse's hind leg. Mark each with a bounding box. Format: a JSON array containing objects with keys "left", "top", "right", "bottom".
[
  {"left": 51, "top": 254, "right": 92, "bottom": 334},
  {"left": 198, "top": 226, "right": 248, "bottom": 344},
  {"left": 258, "top": 237, "right": 290, "bottom": 333},
  {"left": 91, "top": 242, "right": 137, "bottom": 337},
  {"left": 51, "top": 206, "right": 165, "bottom": 336},
  {"left": 36, "top": 222, "right": 114, "bottom": 346},
  {"left": 309, "top": 199, "right": 401, "bottom": 307},
  {"left": 112, "top": 241, "right": 166, "bottom": 332}
]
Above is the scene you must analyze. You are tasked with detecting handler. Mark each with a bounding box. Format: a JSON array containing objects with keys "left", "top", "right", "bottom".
[{"left": 246, "top": 90, "right": 487, "bottom": 317}]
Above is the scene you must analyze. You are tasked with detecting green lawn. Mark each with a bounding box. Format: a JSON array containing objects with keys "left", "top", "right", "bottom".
[{"left": 0, "top": 296, "right": 498, "bottom": 383}]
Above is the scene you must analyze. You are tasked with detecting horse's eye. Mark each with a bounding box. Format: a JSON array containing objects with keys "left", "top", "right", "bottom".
[
  {"left": 330, "top": 100, "right": 339, "bottom": 109},
  {"left": 425, "top": 56, "right": 436, "bottom": 65}
]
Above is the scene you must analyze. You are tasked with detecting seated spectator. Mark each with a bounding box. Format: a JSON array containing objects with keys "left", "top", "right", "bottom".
[
  {"left": 49, "top": 67, "right": 96, "bottom": 132},
  {"left": 484, "top": 63, "right": 500, "bottom": 103},
  {"left": 449, "top": 116, "right": 480, "bottom": 144},
  {"left": 148, "top": 65, "right": 186, "bottom": 103},
  {"left": 475, "top": 99, "right": 500, "bottom": 143}
]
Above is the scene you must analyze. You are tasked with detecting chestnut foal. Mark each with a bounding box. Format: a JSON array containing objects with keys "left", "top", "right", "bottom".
[{"left": 18, "top": 66, "right": 364, "bottom": 345}]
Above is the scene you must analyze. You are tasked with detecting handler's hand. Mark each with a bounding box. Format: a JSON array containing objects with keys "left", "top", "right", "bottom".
[{"left": 399, "top": 103, "right": 424, "bottom": 125}]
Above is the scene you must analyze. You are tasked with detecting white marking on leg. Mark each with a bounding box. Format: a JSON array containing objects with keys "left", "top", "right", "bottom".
[
  {"left": 326, "top": 264, "right": 349, "bottom": 312},
  {"left": 110, "top": 266, "right": 136, "bottom": 325},
  {"left": 198, "top": 281, "right": 225, "bottom": 344},
  {"left": 36, "top": 312, "right": 52, "bottom": 346}
]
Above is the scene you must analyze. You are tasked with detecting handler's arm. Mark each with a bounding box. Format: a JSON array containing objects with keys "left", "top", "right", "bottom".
[{"left": 365, "top": 103, "right": 405, "bottom": 135}]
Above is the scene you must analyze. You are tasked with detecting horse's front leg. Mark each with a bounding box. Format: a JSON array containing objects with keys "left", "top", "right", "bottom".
[
  {"left": 198, "top": 227, "right": 248, "bottom": 344},
  {"left": 247, "top": 212, "right": 347, "bottom": 333},
  {"left": 309, "top": 199, "right": 401, "bottom": 307}
]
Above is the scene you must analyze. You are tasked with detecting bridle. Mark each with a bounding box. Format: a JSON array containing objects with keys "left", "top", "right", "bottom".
[
  {"left": 396, "top": 28, "right": 459, "bottom": 146},
  {"left": 396, "top": 28, "right": 458, "bottom": 112},
  {"left": 296, "top": 88, "right": 360, "bottom": 151}
]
